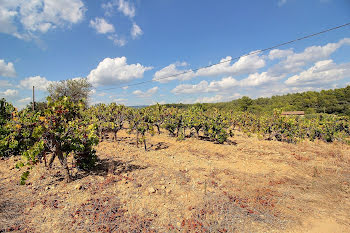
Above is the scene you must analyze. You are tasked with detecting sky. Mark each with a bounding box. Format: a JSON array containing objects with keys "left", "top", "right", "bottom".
[{"left": 0, "top": 0, "right": 350, "bottom": 108}]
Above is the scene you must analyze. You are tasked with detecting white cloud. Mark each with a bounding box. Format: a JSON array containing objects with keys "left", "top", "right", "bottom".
[
  {"left": 19, "top": 76, "right": 52, "bottom": 91},
  {"left": 102, "top": 1, "right": 115, "bottom": 16},
  {"left": 196, "top": 52, "right": 265, "bottom": 77},
  {"left": 239, "top": 72, "right": 282, "bottom": 87},
  {"left": 171, "top": 72, "right": 280, "bottom": 94},
  {"left": 191, "top": 93, "right": 242, "bottom": 104},
  {"left": 195, "top": 95, "right": 224, "bottom": 103},
  {"left": 18, "top": 97, "right": 31, "bottom": 103},
  {"left": 207, "top": 76, "right": 239, "bottom": 90},
  {"left": 153, "top": 62, "right": 195, "bottom": 83},
  {"left": 0, "top": 0, "right": 85, "bottom": 39},
  {"left": 131, "top": 23, "right": 143, "bottom": 39},
  {"left": 278, "top": 0, "right": 287, "bottom": 7},
  {"left": 117, "top": 0, "right": 135, "bottom": 18},
  {"left": 270, "top": 38, "right": 350, "bottom": 75},
  {"left": 0, "top": 59, "right": 16, "bottom": 77},
  {"left": 171, "top": 81, "right": 210, "bottom": 94},
  {"left": 268, "top": 49, "right": 293, "bottom": 60},
  {"left": 0, "top": 80, "right": 12, "bottom": 87},
  {"left": 133, "top": 86, "right": 158, "bottom": 98},
  {"left": 155, "top": 52, "right": 265, "bottom": 83},
  {"left": 285, "top": 60, "right": 350, "bottom": 86},
  {"left": 87, "top": 57, "right": 153, "bottom": 87},
  {"left": 90, "top": 18, "right": 115, "bottom": 34},
  {"left": 1, "top": 89, "right": 18, "bottom": 97},
  {"left": 113, "top": 98, "right": 127, "bottom": 104},
  {"left": 107, "top": 34, "right": 127, "bottom": 47}
]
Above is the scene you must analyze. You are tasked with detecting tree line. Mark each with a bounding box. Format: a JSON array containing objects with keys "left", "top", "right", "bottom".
[{"left": 166, "top": 85, "right": 350, "bottom": 116}]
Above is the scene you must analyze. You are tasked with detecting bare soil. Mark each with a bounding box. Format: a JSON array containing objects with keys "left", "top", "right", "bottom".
[{"left": 1, "top": 130, "right": 350, "bottom": 232}]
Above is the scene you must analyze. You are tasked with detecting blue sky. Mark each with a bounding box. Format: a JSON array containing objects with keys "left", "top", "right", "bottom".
[{"left": 0, "top": 0, "right": 350, "bottom": 108}]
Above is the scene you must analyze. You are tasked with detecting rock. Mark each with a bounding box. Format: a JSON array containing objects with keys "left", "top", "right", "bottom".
[
  {"left": 177, "top": 222, "right": 181, "bottom": 228},
  {"left": 148, "top": 187, "right": 156, "bottom": 193},
  {"left": 161, "top": 185, "right": 166, "bottom": 190},
  {"left": 45, "top": 186, "right": 50, "bottom": 190},
  {"left": 75, "top": 184, "right": 82, "bottom": 190}
]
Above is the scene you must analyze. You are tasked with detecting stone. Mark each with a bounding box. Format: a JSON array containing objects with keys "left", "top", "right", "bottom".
[{"left": 148, "top": 187, "right": 156, "bottom": 193}]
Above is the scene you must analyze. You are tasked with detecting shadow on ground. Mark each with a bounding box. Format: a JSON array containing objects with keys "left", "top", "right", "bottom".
[{"left": 73, "top": 158, "right": 148, "bottom": 180}]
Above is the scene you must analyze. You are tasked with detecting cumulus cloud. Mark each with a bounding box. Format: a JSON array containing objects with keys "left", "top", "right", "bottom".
[
  {"left": 269, "top": 38, "right": 350, "bottom": 75},
  {"left": 207, "top": 76, "right": 239, "bottom": 90},
  {"left": 239, "top": 72, "right": 282, "bottom": 87},
  {"left": 171, "top": 72, "right": 280, "bottom": 94},
  {"left": 117, "top": 0, "right": 135, "bottom": 18},
  {"left": 196, "top": 52, "right": 265, "bottom": 77},
  {"left": 1, "top": 89, "right": 18, "bottom": 97},
  {"left": 0, "top": 0, "right": 85, "bottom": 39},
  {"left": 192, "top": 93, "right": 241, "bottom": 104},
  {"left": 107, "top": 34, "right": 127, "bottom": 47},
  {"left": 102, "top": 1, "right": 115, "bottom": 16},
  {"left": 90, "top": 18, "right": 115, "bottom": 34},
  {"left": 285, "top": 60, "right": 350, "bottom": 86},
  {"left": 19, "top": 76, "right": 52, "bottom": 91},
  {"left": 268, "top": 49, "right": 293, "bottom": 60},
  {"left": 172, "top": 81, "right": 209, "bottom": 94},
  {"left": 87, "top": 57, "right": 153, "bottom": 87},
  {"left": 154, "top": 52, "right": 265, "bottom": 83},
  {"left": 153, "top": 62, "right": 195, "bottom": 83},
  {"left": 131, "top": 23, "right": 143, "bottom": 39},
  {"left": 113, "top": 98, "right": 127, "bottom": 104},
  {"left": 133, "top": 86, "right": 158, "bottom": 98},
  {"left": 18, "top": 97, "right": 31, "bottom": 103},
  {"left": 195, "top": 95, "right": 224, "bottom": 103},
  {"left": 0, "top": 59, "right": 16, "bottom": 77},
  {"left": 0, "top": 80, "right": 12, "bottom": 87}
]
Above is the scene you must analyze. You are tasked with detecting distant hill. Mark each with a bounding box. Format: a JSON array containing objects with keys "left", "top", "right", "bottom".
[
  {"left": 129, "top": 105, "right": 149, "bottom": 109},
  {"left": 164, "top": 85, "right": 350, "bottom": 116}
]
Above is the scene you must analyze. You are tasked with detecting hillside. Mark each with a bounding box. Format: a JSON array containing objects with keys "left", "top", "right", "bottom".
[{"left": 165, "top": 86, "right": 350, "bottom": 116}]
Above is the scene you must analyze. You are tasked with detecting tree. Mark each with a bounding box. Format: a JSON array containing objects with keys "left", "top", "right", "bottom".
[
  {"left": 47, "top": 78, "right": 92, "bottom": 104},
  {"left": 238, "top": 96, "right": 253, "bottom": 112}
]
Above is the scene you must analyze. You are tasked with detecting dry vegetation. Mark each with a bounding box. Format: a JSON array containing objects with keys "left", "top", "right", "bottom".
[{"left": 1, "top": 129, "right": 350, "bottom": 232}]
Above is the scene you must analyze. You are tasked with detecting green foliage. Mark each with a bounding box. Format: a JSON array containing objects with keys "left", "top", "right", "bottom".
[
  {"left": 6, "top": 97, "right": 100, "bottom": 183},
  {"left": 20, "top": 171, "right": 30, "bottom": 185}
]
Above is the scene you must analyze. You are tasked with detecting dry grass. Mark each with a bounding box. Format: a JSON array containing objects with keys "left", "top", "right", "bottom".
[{"left": 0, "top": 129, "right": 350, "bottom": 232}]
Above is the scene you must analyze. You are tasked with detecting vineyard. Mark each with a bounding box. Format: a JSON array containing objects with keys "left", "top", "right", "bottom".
[{"left": 1, "top": 97, "right": 350, "bottom": 232}]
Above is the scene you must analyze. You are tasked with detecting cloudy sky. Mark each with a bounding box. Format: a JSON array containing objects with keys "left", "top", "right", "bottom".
[{"left": 0, "top": 0, "right": 350, "bottom": 108}]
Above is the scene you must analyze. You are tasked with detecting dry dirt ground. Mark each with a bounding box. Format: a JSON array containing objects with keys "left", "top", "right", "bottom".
[{"left": 1, "top": 130, "right": 350, "bottom": 232}]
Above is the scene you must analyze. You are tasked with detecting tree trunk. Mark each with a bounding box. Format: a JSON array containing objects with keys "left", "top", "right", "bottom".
[
  {"left": 55, "top": 141, "right": 71, "bottom": 183},
  {"left": 196, "top": 129, "right": 200, "bottom": 138},
  {"left": 156, "top": 125, "right": 160, "bottom": 134},
  {"left": 143, "top": 137, "right": 147, "bottom": 151},
  {"left": 48, "top": 153, "right": 56, "bottom": 168},
  {"left": 43, "top": 152, "right": 47, "bottom": 167},
  {"left": 114, "top": 131, "right": 117, "bottom": 141},
  {"left": 57, "top": 151, "right": 71, "bottom": 182},
  {"left": 136, "top": 131, "right": 139, "bottom": 148},
  {"left": 100, "top": 129, "right": 104, "bottom": 142}
]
